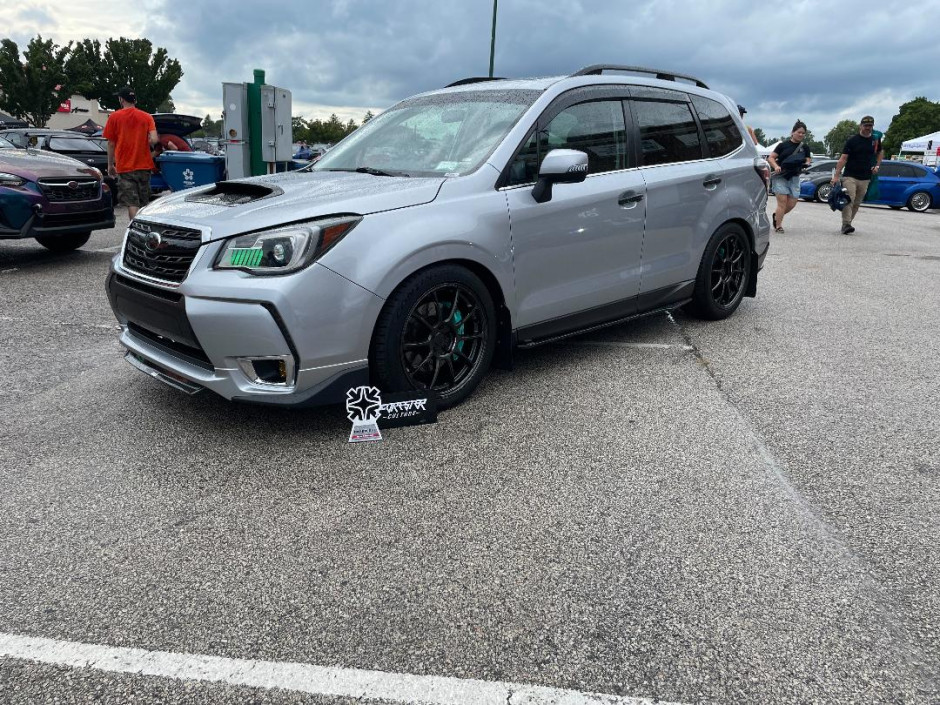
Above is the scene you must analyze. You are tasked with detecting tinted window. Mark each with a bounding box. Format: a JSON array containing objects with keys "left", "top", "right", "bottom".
[
  {"left": 878, "top": 163, "right": 902, "bottom": 177},
  {"left": 908, "top": 165, "right": 927, "bottom": 178},
  {"left": 506, "top": 99, "right": 627, "bottom": 185},
  {"left": 690, "top": 95, "right": 742, "bottom": 157},
  {"left": 632, "top": 100, "right": 703, "bottom": 166}
]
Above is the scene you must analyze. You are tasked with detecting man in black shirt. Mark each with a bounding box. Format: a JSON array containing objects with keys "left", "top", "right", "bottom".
[{"left": 830, "top": 116, "right": 883, "bottom": 234}]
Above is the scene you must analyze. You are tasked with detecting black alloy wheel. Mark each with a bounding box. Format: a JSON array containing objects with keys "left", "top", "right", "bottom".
[
  {"left": 687, "top": 224, "right": 752, "bottom": 320},
  {"left": 371, "top": 265, "right": 496, "bottom": 409}
]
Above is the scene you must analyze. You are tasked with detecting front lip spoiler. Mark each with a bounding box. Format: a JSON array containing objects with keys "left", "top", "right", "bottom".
[{"left": 124, "top": 351, "right": 204, "bottom": 395}]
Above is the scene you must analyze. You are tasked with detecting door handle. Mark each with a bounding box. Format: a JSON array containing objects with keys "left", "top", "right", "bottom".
[
  {"left": 703, "top": 176, "right": 722, "bottom": 189},
  {"left": 618, "top": 191, "right": 644, "bottom": 208}
]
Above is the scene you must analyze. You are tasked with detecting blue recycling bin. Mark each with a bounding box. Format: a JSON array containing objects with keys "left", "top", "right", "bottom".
[{"left": 156, "top": 152, "right": 225, "bottom": 192}]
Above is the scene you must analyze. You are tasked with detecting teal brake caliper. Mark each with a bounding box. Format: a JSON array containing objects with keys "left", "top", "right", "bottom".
[{"left": 452, "top": 309, "right": 465, "bottom": 361}]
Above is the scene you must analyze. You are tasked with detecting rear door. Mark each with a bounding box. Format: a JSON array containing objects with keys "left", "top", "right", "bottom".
[
  {"left": 628, "top": 89, "right": 723, "bottom": 299},
  {"left": 501, "top": 86, "right": 647, "bottom": 339},
  {"left": 875, "top": 162, "right": 904, "bottom": 203}
]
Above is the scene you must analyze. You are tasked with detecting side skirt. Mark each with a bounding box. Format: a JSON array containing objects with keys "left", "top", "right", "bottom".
[{"left": 516, "top": 281, "right": 694, "bottom": 349}]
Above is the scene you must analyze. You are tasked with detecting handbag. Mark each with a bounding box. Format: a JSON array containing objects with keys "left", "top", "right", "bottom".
[{"left": 780, "top": 142, "right": 807, "bottom": 174}]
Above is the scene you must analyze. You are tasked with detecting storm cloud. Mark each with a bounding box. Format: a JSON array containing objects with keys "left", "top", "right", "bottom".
[{"left": 4, "top": 0, "right": 938, "bottom": 140}]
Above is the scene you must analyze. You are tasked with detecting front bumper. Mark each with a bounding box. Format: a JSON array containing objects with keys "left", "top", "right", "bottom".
[
  {"left": 0, "top": 186, "right": 114, "bottom": 239},
  {"left": 106, "top": 251, "right": 382, "bottom": 406}
]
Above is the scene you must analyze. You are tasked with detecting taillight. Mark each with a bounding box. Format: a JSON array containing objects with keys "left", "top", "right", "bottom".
[{"left": 754, "top": 158, "right": 770, "bottom": 188}]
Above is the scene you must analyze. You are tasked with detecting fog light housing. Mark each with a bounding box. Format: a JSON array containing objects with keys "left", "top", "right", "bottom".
[{"left": 236, "top": 355, "right": 295, "bottom": 387}]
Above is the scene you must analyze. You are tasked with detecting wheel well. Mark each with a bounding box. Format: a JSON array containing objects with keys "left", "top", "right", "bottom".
[
  {"left": 377, "top": 259, "right": 514, "bottom": 371},
  {"left": 724, "top": 217, "right": 759, "bottom": 298}
]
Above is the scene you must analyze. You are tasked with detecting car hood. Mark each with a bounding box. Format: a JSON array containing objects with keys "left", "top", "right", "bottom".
[
  {"left": 138, "top": 170, "right": 446, "bottom": 240},
  {"left": 0, "top": 148, "right": 102, "bottom": 180}
]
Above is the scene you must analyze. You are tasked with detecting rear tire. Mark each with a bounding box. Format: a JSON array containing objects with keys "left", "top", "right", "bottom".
[
  {"left": 907, "top": 191, "right": 931, "bottom": 212},
  {"left": 814, "top": 183, "right": 832, "bottom": 203},
  {"left": 35, "top": 231, "right": 90, "bottom": 252},
  {"left": 686, "top": 224, "right": 752, "bottom": 321},
  {"left": 370, "top": 265, "right": 496, "bottom": 409}
]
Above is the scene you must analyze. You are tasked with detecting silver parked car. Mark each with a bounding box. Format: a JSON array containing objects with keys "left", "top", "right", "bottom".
[{"left": 106, "top": 65, "right": 771, "bottom": 409}]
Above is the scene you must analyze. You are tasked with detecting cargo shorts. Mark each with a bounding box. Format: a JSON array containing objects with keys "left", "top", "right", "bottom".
[{"left": 116, "top": 169, "right": 152, "bottom": 207}]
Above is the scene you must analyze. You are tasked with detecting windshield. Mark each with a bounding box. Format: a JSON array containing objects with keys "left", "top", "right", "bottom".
[
  {"left": 0, "top": 137, "right": 13, "bottom": 149},
  {"left": 313, "top": 89, "right": 540, "bottom": 177}
]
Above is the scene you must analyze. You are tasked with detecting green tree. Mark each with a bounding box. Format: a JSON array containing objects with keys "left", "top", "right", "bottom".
[
  {"left": 0, "top": 36, "right": 72, "bottom": 127},
  {"left": 292, "top": 115, "right": 312, "bottom": 143},
  {"left": 362, "top": 110, "right": 374, "bottom": 124},
  {"left": 752, "top": 127, "right": 767, "bottom": 146},
  {"left": 825, "top": 120, "right": 859, "bottom": 155},
  {"left": 155, "top": 96, "right": 175, "bottom": 113},
  {"left": 882, "top": 97, "right": 940, "bottom": 157},
  {"left": 67, "top": 37, "right": 182, "bottom": 113}
]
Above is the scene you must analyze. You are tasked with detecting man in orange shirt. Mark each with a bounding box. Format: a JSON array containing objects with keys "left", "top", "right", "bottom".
[{"left": 102, "top": 87, "right": 158, "bottom": 219}]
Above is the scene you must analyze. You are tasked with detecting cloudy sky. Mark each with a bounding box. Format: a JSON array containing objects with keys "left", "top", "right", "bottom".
[{"left": 3, "top": 0, "right": 938, "bottom": 142}]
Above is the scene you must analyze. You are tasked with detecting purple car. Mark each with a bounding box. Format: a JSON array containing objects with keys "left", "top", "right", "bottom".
[{"left": 0, "top": 138, "right": 114, "bottom": 252}]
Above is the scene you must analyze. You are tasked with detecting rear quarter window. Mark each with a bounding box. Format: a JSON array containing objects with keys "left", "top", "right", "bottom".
[{"left": 690, "top": 95, "right": 743, "bottom": 158}]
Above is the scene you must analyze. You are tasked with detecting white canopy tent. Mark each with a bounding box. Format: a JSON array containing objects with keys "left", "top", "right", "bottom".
[{"left": 900, "top": 130, "right": 940, "bottom": 153}]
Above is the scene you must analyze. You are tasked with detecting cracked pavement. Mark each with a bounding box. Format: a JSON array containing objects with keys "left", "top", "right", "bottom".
[{"left": 0, "top": 203, "right": 938, "bottom": 703}]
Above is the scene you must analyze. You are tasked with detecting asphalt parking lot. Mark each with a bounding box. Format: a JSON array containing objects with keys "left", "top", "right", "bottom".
[{"left": 1, "top": 200, "right": 938, "bottom": 704}]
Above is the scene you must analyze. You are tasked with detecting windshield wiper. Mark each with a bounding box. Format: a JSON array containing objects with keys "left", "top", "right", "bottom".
[
  {"left": 317, "top": 166, "right": 410, "bottom": 177},
  {"left": 355, "top": 166, "right": 407, "bottom": 177}
]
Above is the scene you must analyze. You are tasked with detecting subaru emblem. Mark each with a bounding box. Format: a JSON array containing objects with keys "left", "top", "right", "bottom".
[
  {"left": 66, "top": 180, "right": 78, "bottom": 190},
  {"left": 144, "top": 232, "right": 162, "bottom": 251}
]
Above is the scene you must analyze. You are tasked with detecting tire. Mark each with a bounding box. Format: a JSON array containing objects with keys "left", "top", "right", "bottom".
[
  {"left": 370, "top": 265, "right": 496, "bottom": 409},
  {"left": 686, "top": 224, "right": 752, "bottom": 321},
  {"left": 35, "top": 231, "right": 90, "bottom": 252},
  {"left": 814, "top": 183, "right": 833, "bottom": 203},
  {"left": 907, "top": 191, "right": 932, "bottom": 212}
]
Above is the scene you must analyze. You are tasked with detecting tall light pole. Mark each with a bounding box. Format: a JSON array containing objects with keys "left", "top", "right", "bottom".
[{"left": 488, "top": 0, "right": 498, "bottom": 77}]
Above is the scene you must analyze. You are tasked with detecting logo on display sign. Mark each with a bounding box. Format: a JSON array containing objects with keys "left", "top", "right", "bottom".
[
  {"left": 182, "top": 168, "right": 195, "bottom": 187},
  {"left": 345, "top": 386, "right": 438, "bottom": 443}
]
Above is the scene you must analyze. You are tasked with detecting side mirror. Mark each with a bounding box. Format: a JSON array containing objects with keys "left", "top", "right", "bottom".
[{"left": 531, "top": 149, "right": 588, "bottom": 203}]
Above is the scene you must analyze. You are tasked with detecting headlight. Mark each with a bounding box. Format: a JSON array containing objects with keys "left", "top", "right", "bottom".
[
  {"left": 0, "top": 172, "right": 26, "bottom": 188},
  {"left": 214, "top": 215, "right": 361, "bottom": 275}
]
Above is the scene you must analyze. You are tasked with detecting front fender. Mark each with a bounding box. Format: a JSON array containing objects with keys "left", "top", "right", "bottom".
[{"left": 319, "top": 190, "right": 515, "bottom": 314}]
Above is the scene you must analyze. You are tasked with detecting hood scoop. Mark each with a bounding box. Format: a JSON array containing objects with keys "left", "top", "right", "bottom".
[{"left": 184, "top": 181, "right": 282, "bottom": 206}]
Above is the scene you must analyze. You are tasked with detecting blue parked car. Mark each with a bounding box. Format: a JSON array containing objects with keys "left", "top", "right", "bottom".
[{"left": 800, "top": 160, "right": 940, "bottom": 211}]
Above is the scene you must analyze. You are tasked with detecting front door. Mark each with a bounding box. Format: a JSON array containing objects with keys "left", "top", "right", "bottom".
[{"left": 502, "top": 93, "right": 646, "bottom": 340}]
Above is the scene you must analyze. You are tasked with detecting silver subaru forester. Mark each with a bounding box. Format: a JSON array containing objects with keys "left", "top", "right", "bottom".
[{"left": 107, "top": 65, "right": 771, "bottom": 409}]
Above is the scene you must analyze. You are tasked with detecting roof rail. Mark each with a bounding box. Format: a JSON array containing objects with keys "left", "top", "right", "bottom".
[
  {"left": 444, "top": 77, "right": 506, "bottom": 88},
  {"left": 572, "top": 65, "right": 708, "bottom": 89}
]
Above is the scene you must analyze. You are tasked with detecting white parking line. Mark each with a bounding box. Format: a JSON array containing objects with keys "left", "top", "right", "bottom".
[{"left": 0, "top": 632, "right": 684, "bottom": 705}]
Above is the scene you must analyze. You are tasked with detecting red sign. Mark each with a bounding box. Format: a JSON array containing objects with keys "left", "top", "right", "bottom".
[{"left": 57, "top": 99, "right": 71, "bottom": 113}]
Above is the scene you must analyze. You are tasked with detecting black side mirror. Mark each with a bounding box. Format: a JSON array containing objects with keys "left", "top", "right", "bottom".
[{"left": 531, "top": 149, "right": 589, "bottom": 203}]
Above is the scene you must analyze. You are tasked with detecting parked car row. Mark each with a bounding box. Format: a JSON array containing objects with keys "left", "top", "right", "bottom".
[{"left": 800, "top": 159, "right": 940, "bottom": 211}]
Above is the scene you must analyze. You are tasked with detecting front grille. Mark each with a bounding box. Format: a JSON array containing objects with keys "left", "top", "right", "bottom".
[
  {"left": 37, "top": 177, "right": 101, "bottom": 202},
  {"left": 127, "top": 322, "right": 213, "bottom": 370},
  {"left": 122, "top": 220, "right": 202, "bottom": 284},
  {"left": 37, "top": 209, "right": 111, "bottom": 228}
]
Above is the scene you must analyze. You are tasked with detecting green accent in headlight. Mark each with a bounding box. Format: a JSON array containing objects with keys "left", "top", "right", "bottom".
[{"left": 228, "top": 247, "right": 263, "bottom": 267}]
